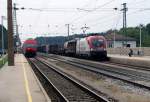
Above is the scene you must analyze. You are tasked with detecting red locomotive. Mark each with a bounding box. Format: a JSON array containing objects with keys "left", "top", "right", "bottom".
[{"left": 22, "top": 39, "right": 37, "bottom": 57}]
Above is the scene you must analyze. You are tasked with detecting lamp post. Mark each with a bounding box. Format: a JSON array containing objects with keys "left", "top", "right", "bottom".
[
  {"left": 113, "top": 30, "right": 116, "bottom": 48},
  {"left": 139, "top": 24, "right": 142, "bottom": 51},
  {"left": 48, "top": 24, "right": 50, "bottom": 35},
  {"left": 113, "top": 7, "right": 119, "bottom": 48}
]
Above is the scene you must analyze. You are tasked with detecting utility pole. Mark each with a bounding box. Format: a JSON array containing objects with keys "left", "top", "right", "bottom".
[
  {"left": 48, "top": 24, "right": 50, "bottom": 36},
  {"left": 71, "top": 25, "right": 76, "bottom": 39},
  {"left": 65, "top": 24, "right": 70, "bottom": 40},
  {"left": 81, "top": 24, "right": 90, "bottom": 36},
  {"left": 7, "top": 0, "right": 14, "bottom": 66},
  {"left": 121, "top": 3, "right": 128, "bottom": 46}
]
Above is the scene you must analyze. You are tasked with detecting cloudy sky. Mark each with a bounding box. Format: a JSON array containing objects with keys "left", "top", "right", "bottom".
[{"left": 0, "top": 0, "right": 150, "bottom": 42}]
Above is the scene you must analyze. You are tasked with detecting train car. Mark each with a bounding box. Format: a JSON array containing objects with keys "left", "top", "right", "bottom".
[
  {"left": 76, "top": 35, "right": 107, "bottom": 58},
  {"left": 37, "top": 45, "right": 47, "bottom": 53},
  {"left": 22, "top": 39, "right": 37, "bottom": 57},
  {"left": 64, "top": 39, "right": 77, "bottom": 56},
  {"left": 49, "top": 44, "right": 64, "bottom": 55}
]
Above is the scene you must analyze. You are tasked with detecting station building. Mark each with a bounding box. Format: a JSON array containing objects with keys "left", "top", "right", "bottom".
[{"left": 104, "top": 33, "right": 137, "bottom": 48}]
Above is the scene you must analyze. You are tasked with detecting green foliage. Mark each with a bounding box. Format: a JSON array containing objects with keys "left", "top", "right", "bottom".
[
  {"left": 0, "top": 55, "right": 8, "bottom": 68},
  {"left": 118, "top": 23, "right": 150, "bottom": 47},
  {"left": 146, "top": 24, "right": 150, "bottom": 35}
]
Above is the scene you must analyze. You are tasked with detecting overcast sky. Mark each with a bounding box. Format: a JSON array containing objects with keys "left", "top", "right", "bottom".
[{"left": 0, "top": 0, "right": 150, "bottom": 42}]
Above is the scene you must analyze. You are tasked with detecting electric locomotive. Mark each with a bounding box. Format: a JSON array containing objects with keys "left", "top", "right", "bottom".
[
  {"left": 22, "top": 39, "right": 37, "bottom": 57},
  {"left": 65, "top": 35, "right": 107, "bottom": 58}
]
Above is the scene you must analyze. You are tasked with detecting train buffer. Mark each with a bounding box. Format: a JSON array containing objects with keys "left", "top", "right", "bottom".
[{"left": 0, "top": 54, "right": 51, "bottom": 102}]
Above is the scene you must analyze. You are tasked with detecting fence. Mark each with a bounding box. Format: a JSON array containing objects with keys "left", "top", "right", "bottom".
[{"left": 107, "top": 47, "right": 150, "bottom": 56}]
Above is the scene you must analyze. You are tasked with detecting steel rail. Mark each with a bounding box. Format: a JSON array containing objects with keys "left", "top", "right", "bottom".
[
  {"left": 30, "top": 57, "right": 110, "bottom": 102},
  {"left": 39, "top": 54, "right": 150, "bottom": 90},
  {"left": 29, "top": 58, "right": 69, "bottom": 102},
  {"left": 36, "top": 57, "right": 110, "bottom": 102},
  {"left": 102, "top": 61, "right": 150, "bottom": 71}
]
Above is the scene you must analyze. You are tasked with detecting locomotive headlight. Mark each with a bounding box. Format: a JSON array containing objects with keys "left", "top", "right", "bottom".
[
  {"left": 90, "top": 48, "right": 94, "bottom": 51},
  {"left": 90, "top": 48, "right": 96, "bottom": 51}
]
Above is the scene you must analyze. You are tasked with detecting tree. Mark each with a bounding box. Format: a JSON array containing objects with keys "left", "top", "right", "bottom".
[
  {"left": 118, "top": 25, "right": 150, "bottom": 47},
  {"left": 146, "top": 23, "right": 150, "bottom": 35},
  {"left": 0, "top": 24, "right": 8, "bottom": 49}
]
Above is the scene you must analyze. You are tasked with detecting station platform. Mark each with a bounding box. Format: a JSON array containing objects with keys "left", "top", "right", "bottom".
[
  {"left": 0, "top": 54, "right": 50, "bottom": 102},
  {"left": 108, "top": 54, "right": 150, "bottom": 60},
  {"left": 108, "top": 54, "right": 150, "bottom": 68}
]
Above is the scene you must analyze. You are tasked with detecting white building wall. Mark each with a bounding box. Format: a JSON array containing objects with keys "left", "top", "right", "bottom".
[
  {"left": 113, "top": 41, "right": 136, "bottom": 48},
  {"left": 127, "top": 41, "right": 136, "bottom": 48},
  {"left": 114, "top": 41, "right": 123, "bottom": 48}
]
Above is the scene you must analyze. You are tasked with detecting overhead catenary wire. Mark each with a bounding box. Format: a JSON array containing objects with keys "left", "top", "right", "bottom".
[
  {"left": 53, "top": 8, "right": 150, "bottom": 35},
  {"left": 16, "top": 0, "right": 150, "bottom": 38},
  {"left": 63, "top": 0, "right": 116, "bottom": 24},
  {"left": 18, "top": 7, "right": 150, "bottom": 36},
  {"left": 77, "top": 0, "right": 115, "bottom": 12},
  {"left": 128, "top": 0, "right": 149, "bottom": 6},
  {"left": 47, "top": 0, "right": 97, "bottom": 35},
  {"left": 50, "top": 0, "right": 116, "bottom": 35}
]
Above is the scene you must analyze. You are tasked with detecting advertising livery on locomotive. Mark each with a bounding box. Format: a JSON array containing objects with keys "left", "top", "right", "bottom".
[{"left": 64, "top": 35, "right": 107, "bottom": 58}]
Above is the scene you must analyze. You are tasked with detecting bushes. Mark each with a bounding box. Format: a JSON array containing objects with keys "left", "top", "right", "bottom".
[{"left": 0, "top": 55, "right": 8, "bottom": 68}]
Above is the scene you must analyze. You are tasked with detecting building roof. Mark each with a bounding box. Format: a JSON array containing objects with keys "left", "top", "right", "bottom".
[{"left": 104, "top": 33, "right": 136, "bottom": 41}]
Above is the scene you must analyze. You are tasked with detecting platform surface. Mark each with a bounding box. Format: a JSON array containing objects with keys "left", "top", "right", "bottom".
[
  {"left": 108, "top": 54, "right": 150, "bottom": 61},
  {"left": 0, "top": 54, "right": 49, "bottom": 102}
]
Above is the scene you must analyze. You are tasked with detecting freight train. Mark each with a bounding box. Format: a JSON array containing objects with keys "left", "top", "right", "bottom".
[
  {"left": 22, "top": 39, "right": 37, "bottom": 57},
  {"left": 38, "top": 35, "right": 107, "bottom": 59},
  {"left": 37, "top": 44, "right": 64, "bottom": 54}
]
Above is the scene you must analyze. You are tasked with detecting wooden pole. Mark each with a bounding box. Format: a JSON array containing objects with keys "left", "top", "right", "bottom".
[{"left": 7, "top": 0, "right": 14, "bottom": 66}]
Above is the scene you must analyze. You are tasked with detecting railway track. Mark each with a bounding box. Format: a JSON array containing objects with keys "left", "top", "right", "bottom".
[
  {"left": 49, "top": 54, "right": 150, "bottom": 72},
  {"left": 38, "top": 54, "right": 150, "bottom": 90},
  {"left": 29, "top": 58, "right": 110, "bottom": 102},
  {"left": 102, "top": 61, "right": 150, "bottom": 72}
]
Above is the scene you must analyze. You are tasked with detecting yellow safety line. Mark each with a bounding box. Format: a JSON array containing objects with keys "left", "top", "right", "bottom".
[{"left": 22, "top": 57, "right": 33, "bottom": 102}]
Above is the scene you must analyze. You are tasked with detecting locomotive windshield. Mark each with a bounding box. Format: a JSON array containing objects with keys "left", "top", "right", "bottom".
[
  {"left": 92, "top": 39, "right": 104, "bottom": 47},
  {"left": 24, "top": 44, "right": 37, "bottom": 48}
]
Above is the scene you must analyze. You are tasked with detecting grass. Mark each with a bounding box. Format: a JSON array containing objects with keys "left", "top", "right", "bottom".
[{"left": 0, "top": 55, "right": 8, "bottom": 68}]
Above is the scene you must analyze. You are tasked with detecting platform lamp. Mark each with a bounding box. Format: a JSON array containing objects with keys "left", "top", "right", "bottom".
[
  {"left": 113, "top": 7, "right": 119, "bottom": 49},
  {"left": 139, "top": 24, "right": 143, "bottom": 53}
]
